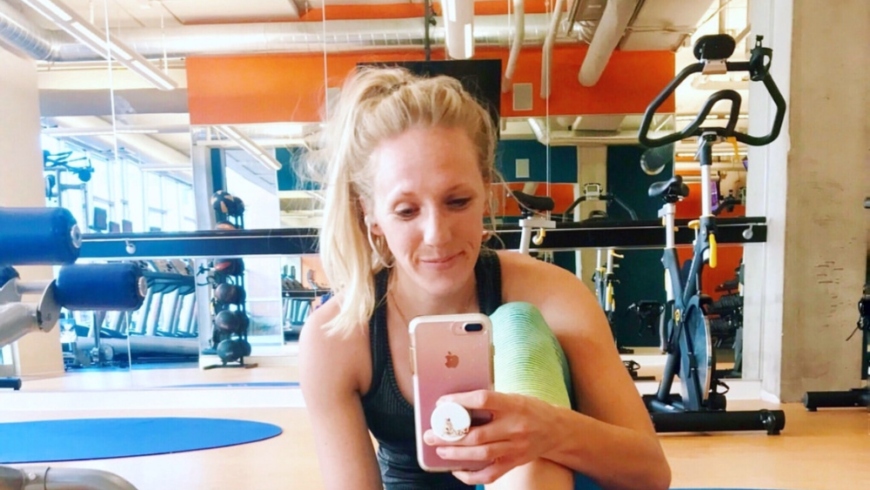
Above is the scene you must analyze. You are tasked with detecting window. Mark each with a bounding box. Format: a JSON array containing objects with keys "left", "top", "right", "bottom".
[
  {"left": 41, "top": 133, "right": 195, "bottom": 235},
  {"left": 163, "top": 177, "right": 181, "bottom": 231},
  {"left": 127, "top": 164, "right": 144, "bottom": 232}
]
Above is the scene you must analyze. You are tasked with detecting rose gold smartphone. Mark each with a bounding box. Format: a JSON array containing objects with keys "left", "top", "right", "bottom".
[{"left": 409, "top": 313, "right": 494, "bottom": 472}]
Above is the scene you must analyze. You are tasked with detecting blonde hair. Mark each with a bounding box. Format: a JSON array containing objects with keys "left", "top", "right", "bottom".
[{"left": 305, "top": 65, "right": 500, "bottom": 338}]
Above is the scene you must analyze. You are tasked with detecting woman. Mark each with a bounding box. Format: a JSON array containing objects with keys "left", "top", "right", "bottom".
[{"left": 299, "top": 66, "right": 671, "bottom": 490}]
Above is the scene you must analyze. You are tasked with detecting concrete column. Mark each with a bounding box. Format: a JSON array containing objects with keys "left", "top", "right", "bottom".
[
  {"left": 746, "top": 0, "right": 869, "bottom": 402},
  {"left": 190, "top": 143, "right": 217, "bottom": 354},
  {"left": 576, "top": 146, "right": 608, "bottom": 291},
  {"left": 0, "top": 48, "right": 65, "bottom": 377}
]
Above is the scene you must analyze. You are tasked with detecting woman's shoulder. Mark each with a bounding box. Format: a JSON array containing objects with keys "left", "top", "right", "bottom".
[{"left": 298, "top": 294, "right": 371, "bottom": 391}]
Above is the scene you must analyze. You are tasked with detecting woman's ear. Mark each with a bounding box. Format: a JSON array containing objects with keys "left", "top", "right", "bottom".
[{"left": 367, "top": 217, "right": 384, "bottom": 236}]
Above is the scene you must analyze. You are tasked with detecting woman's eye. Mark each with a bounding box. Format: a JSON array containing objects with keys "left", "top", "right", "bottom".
[
  {"left": 395, "top": 208, "right": 417, "bottom": 218},
  {"left": 449, "top": 198, "right": 472, "bottom": 208}
]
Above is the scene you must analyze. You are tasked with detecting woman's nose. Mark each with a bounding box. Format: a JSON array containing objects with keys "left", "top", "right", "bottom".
[{"left": 422, "top": 210, "right": 452, "bottom": 246}]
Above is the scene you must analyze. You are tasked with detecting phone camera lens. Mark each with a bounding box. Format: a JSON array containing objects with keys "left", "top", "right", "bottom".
[{"left": 464, "top": 323, "right": 483, "bottom": 332}]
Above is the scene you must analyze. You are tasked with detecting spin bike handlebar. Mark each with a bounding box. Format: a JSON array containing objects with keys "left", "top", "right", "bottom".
[{"left": 638, "top": 35, "right": 787, "bottom": 149}]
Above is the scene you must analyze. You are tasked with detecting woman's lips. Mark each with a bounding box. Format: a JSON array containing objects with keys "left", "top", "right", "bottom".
[{"left": 420, "top": 252, "right": 461, "bottom": 269}]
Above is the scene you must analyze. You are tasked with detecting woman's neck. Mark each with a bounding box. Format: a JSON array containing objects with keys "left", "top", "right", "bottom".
[{"left": 387, "top": 269, "right": 478, "bottom": 320}]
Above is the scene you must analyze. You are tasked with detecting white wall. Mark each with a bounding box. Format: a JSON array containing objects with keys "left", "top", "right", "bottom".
[{"left": 0, "top": 48, "right": 65, "bottom": 377}]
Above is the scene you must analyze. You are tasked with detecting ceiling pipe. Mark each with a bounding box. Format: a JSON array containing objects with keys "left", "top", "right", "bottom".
[
  {"left": 441, "top": 0, "right": 475, "bottom": 59},
  {"left": 578, "top": 0, "right": 639, "bottom": 87},
  {"left": 540, "top": 0, "right": 566, "bottom": 99},
  {"left": 0, "top": 0, "right": 60, "bottom": 60},
  {"left": 0, "top": 4, "right": 568, "bottom": 62},
  {"left": 502, "top": 0, "right": 524, "bottom": 93}
]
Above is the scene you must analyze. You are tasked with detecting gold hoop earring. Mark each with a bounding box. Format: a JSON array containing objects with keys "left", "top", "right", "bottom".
[{"left": 367, "top": 223, "right": 395, "bottom": 269}]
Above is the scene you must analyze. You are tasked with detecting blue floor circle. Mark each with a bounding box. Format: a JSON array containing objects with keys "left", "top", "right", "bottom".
[{"left": 0, "top": 417, "right": 283, "bottom": 464}]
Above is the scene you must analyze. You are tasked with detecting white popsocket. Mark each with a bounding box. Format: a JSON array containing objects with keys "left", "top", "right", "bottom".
[{"left": 430, "top": 401, "right": 471, "bottom": 442}]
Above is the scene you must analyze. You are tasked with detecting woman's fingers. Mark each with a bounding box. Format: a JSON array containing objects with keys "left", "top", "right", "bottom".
[
  {"left": 438, "top": 389, "right": 509, "bottom": 411},
  {"left": 425, "top": 415, "right": 515, "bottom": 447},
  {"left": 435, "top": 440, "right": 514, "bottom": 462}
]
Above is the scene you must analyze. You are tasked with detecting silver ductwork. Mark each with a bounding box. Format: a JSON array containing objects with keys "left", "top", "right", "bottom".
[
  {"left": 0, "top": 3, "right": 570, "bottom": 63},
  {"left": 0, "top": 0, "right": 61, "bottom": 60}
]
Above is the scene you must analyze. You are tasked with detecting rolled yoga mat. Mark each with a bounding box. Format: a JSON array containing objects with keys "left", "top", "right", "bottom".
[
  {"left": 0, "top": 418, "right": 283, "bottom": 464},
  {"left": 0, "top": 207, "right": 80, "bottom": 266},
  {"left": 55, "top": 263, "right": 147, "bottom": 311}
]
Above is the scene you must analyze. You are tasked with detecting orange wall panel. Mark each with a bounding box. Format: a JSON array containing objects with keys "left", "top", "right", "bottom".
[{"left": 187, "top": 46, "right": 674, "bottom": 125}]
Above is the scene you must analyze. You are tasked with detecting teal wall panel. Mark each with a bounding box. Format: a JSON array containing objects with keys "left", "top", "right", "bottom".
[{"left": 606, "top": 145, "right": 673, "bottom": 348}]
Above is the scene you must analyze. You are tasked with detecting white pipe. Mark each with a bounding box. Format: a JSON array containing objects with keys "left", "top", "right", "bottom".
[
  {"left": 578, "top": 0, "right": 638, "bottom": 87},
  {"left": 442, "top": 0, "right": 475, "bottom": 59},
  {"left": 503, "top": 0, "right": 525, "bottom": 93},
  {"left": 540, "top": 0, "right": 566, "bottom": 99}
]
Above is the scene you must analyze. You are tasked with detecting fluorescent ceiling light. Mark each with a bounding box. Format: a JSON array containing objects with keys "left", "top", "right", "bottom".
[
  {"left": 19, "top": 0, "right": 177, "bottom": 91},
  {"left": 215, "top": 125, "right": 283, "bottom": 172},
  {"left": 31, "top": 0, "right": 72, "bottom": 21}
]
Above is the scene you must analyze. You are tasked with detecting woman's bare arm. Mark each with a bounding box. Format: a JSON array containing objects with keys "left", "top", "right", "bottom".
[{"left": 299, "top": 302, "right": 384, "bottom": 490}]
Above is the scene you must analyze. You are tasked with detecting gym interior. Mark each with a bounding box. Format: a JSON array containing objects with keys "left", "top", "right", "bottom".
[{"left": 1, "top": 1, "right": 867, "bottom": 489}]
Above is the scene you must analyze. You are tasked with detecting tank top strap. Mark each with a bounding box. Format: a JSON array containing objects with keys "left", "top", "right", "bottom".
[
  {"left": 475, "top": 248, "right": 503, "bottom": 315},
  {"left": 364, "top": 268, "right": 391, "bottom": 400}
]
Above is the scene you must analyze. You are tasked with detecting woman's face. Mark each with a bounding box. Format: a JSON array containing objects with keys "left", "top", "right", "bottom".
[{"left": 368, "top": 125, "right": 487, "bottom": 296}]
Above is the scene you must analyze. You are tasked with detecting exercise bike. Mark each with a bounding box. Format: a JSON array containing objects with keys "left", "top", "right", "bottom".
[
  {"left": 802, "top": 199, "right": 870, "bottom": 410},
  {"left": 637, "top": 33, "right": 787, "bottom": 434}
]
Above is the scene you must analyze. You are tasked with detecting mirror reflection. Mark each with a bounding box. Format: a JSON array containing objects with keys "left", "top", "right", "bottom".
[{"left": 4, "top": 0, "right": 759, "bottom": 396}]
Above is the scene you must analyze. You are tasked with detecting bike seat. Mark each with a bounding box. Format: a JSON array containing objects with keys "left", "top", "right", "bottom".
[
  {"left": 512, "top": 190, "right": 555, "bottom": 213},
  {"left": 648, "top": 176, "right": 690, "bottom": 202},
  {"left": 629, "top": 300, "right": 664, "bottom": 320}
]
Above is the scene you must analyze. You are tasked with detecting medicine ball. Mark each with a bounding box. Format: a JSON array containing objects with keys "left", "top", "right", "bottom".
[
  {"left": 215, "top": 283, "right": 246, "bottom": 305},
  {"left": 214, "top": 310, "right": 248, "bottom": 335},
  {"left": 216, "top": 339, "right": 245, "bottom": 363},
  {"left": 213, "top": 258, "right": 244, "bottom": 276}
]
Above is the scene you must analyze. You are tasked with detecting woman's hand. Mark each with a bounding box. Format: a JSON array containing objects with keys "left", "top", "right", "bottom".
[{"left": 423, "top": 390, "right": 564, "bottom": 485}]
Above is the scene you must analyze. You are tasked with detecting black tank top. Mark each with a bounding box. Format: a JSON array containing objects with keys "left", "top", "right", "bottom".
[{"left": 361, "top": 248, "right": 503, "bottom": 490}]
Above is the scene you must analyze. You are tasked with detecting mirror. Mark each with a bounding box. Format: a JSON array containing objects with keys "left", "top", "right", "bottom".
[{"left": 12, "top": 0, "right": 761, "bottom": 393}]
